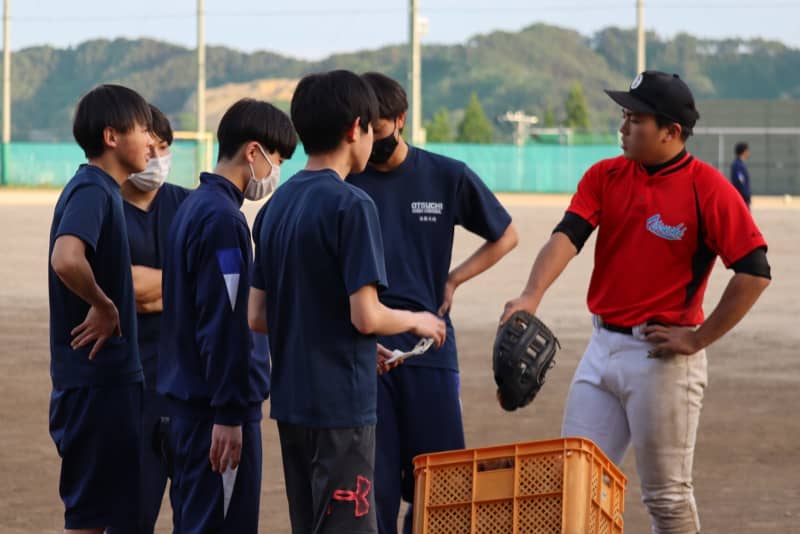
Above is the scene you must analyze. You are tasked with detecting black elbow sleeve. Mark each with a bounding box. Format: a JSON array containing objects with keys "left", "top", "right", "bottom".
[
  {"left": 731, "top": 246, "right": 771, "bottom": 279},
  {"left": 552, "top": 212, "right": 594, "bottom": 253}
]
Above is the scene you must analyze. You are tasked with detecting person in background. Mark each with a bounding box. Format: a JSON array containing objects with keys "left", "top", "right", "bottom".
[{"left": 730, "top": 141, "right": 752, "bottom": 208}]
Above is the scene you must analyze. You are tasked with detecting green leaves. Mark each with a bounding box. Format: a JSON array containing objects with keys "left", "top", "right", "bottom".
[{"left": 457, "top": 93, "right": 494, "bottom": 144}]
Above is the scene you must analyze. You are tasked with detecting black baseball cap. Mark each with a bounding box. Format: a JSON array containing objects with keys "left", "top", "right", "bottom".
[{"left": 605, "top": 71, "right": 700, "bottom": 128}]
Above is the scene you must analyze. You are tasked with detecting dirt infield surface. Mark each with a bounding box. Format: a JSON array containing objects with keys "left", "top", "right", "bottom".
[{"left": 0, "top": 190, "right": 798, "bottom": 533}]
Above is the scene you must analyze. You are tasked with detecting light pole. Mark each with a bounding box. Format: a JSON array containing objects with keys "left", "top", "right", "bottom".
[
  {"left": 499, "top": 111, "right": 539, "bottom": 146},
  {"left": 636, "top": 0, "right": 645, "bottom": 74},
  {"left": 408, "top": 0, "right": 422, "bottom": 144},
  {"left": 2, "top": 0, "right": 11, "bottom": 185},
  {"left": 196, "top": 0, "right": 206, "bottom": 174}
]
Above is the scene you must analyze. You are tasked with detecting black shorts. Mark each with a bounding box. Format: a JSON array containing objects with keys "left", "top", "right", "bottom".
[
  {"left": 277, "top": 422, "right": 377, "bottom": 534},
  {"left": 49, "top": 382, "right": 143, "bottom": 530}
]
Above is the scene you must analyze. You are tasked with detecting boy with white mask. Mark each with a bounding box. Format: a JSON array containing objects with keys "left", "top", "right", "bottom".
[
  {"left": 128, "top": 151, "right": 171, "bottom": 192},
  {"left": 122, "top": 105, "right": 187, "bottom": 315},
  {"left": 159, "top": 98, "right": 296, "bottom": 533},
  {"left": 115, "top": 104, "right": 189, "bottom": 534}
]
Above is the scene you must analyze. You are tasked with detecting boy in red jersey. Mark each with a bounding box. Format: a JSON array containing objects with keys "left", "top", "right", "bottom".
[{"left": 501, "top": 71, "right": 771, "bottom": 533}]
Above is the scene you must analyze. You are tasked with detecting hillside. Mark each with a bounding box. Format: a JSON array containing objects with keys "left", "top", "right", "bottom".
[{"left": 5, "top": 24, "right": 800, "bottom": 140}]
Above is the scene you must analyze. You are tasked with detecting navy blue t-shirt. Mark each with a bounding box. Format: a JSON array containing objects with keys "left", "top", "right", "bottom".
[
  {"left": 48, "top": 164, "right": 143, "bottom": 389},
  {"left": 123, "top": 182, "right": 190, "bottom": 387},
  {"left": 158, "top": 173, "right": 268, "bottom": 425},
  {"left": 348, "top": 146, "right": 512, "bottom": 370},
  {"left": 252, "top": 169, "right": 388, "bottom": 428}
]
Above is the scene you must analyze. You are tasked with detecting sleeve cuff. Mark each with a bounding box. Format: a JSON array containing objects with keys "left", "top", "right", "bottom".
[
  {"left": 730, "top": 246, "right": 771, "bottom": 279},
  {"left": 251, "top": 279, "right": 267, "bottom": 291},
  {"left": 486, "top": 213, "right": 513, "bottom": 243},
  {"left": 552, "top": 211, "right": 595, "bottom": 253},
  {"left": 214, "top": 405, "right": 247, "bottom": 426},
  {"left": 54, "top": 230, "right": 98, "bottom": 254}
]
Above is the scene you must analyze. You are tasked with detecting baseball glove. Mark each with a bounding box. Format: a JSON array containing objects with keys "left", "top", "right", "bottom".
[{"left": 493, "top": 311, "right": 560, "bottom": 411}]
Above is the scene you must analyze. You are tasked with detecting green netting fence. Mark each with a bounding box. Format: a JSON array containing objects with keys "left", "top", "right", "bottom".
[{"left": 0, "top": 141, "right": 623, "bottom": 193}]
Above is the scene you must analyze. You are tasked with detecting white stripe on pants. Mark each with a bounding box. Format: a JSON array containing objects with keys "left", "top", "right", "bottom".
[{"left": 562, "top": 324, "right": 707, "bottom": 534}]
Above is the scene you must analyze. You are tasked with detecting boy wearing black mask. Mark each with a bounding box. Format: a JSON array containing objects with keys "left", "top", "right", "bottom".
[{"left": 347, "top": 72, "right": 518, "bottom": 534}]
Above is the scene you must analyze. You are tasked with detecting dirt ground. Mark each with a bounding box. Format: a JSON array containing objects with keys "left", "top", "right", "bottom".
[{"left": 0, "top": 190, "right": 798, "bottom": 533}]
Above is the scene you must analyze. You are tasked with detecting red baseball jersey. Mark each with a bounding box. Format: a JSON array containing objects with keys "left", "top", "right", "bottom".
[{"left": 567, "top": 151, "right": 766, "bottom": 326}]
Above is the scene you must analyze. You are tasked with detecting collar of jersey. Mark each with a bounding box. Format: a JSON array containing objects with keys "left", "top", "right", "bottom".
[
  {"left": 295, "top": 168, "right": 342, "bottom": 182},
  {"left": 199, "top": 172, "right": 244, "bottom": 206},
  {"left": 639, "top": 149, "right": 693, "bottom": 178},
  {"left": 81, "top": 163, "right": 121, "bottom": 189},
  {"left": 124, "top": 184, "right": 165, "bottom": 215}
]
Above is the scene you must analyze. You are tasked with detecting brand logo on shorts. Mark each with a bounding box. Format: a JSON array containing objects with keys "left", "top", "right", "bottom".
[
  {"left": 329, "top": 475, "right": 372, "bottom": 517},
  {"left": 646, "top": 214, "right": 687, "bottom": 241},
  {"left": 411, "top": 201, "right": 444, "bottom": 223}
]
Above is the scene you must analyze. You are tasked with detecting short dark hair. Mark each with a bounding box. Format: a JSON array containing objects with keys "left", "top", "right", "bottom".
[
  {"left": 72, "top": 84, "right": 152, "bottom": 159},
  {"left": 149, "top": 104, "right": 173, "bottom": 145},
  {"left": 361, "top": 72, "right": 408, "bottom": 120},
  {"left": 291, "top": 70, "right": 379, "bottom": 155},
  {"left": 216, "top": 98, "right": 297, "bottom": 162},
  {"left": 655, "top": 114, "right": 693, "bottom": 141},
  {"left": 735, "top": 142, "right": 749, "bottom": 156}
]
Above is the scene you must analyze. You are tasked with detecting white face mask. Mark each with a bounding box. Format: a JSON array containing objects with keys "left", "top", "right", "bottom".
[
  {"left": 245, "top": 145, "right": 280, "bottom": 201},
  {"left": 128, "top": 153, "right": 171, "bottom": 192}
]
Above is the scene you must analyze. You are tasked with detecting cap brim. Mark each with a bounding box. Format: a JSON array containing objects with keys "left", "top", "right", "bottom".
[{"left": 604, "top": 90, "right": 657, "bottom": 114}]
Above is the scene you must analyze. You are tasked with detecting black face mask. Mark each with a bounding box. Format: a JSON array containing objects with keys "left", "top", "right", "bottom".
[{"left": 369, "top": 124, "right": 399, "bottom": 164}]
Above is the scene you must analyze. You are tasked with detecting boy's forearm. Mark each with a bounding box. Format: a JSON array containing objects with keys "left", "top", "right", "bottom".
[
  {"left": 136, "top": 297, "right": 163, "bottom": 314},
  {"left": 517, "top": 232, "right": 578, "bottom": 309},
  {"left": 132, "top": 265, "right": 162, "bottom": 303},
  {"left": 370, "top": 307, "right": 416, "bottom": 337},
  {"left": 52, "top": 246, "right": 110, "bottom": 308},
  {"left": 248, "top": 288, "right": 269, "bottom": 333},
  {"left": 694, "top": 273, "right": 770, "bottom": 350}
]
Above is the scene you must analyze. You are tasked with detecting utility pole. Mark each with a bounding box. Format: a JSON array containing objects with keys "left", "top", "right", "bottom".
[
  {"left": 2, "top": 0, "right": 10, "bottom": 185},
  {"left": 408, "top": 0, "right": 422, "bottom": 144},
  {"left": 2, "top": 0, "right": 9, "bottom": 144},
  {"left": 636, "top": 0, "right": 645, "bottom": 74},
  {"left": 196, "top": 0, "right": 206, "bottom": 174},
  {"left": 500, "top": 111, "right": 539, "bottom": 146}
]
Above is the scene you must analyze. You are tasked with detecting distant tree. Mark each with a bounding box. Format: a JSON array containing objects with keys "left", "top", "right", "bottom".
[
  {"left": 564, "top": 82, "right": 591, "bottom": 131},
  {"left": 175, "top": 112, "right": 198, "bottom": 132},
  {"left": 457, "top": 93, "right": 493, "bottom": 143},
  {"left": 543, "top": 106, "right": 556, "bottom": 128},
  {"left": 425, "top": 108, "right": 453, "bottom": 142}
]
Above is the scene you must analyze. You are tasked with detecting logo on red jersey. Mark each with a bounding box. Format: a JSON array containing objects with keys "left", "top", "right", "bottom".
[{"left": 646, "top": 214, "right": 687, "bottom": 241}]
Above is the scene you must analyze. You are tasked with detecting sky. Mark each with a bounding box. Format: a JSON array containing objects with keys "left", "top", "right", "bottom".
[{"left": 6, "top": 0, "right": 800, "bottom": 59}]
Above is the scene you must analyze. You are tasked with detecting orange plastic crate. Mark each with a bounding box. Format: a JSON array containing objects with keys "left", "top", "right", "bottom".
[{"left": 412, "top": 437, "right": 626, "bottom": 534}]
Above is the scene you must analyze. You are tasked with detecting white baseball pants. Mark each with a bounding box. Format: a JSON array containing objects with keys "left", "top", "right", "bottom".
[{"left": 562, "top": 319, "right": 707, "bottom": 533}]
